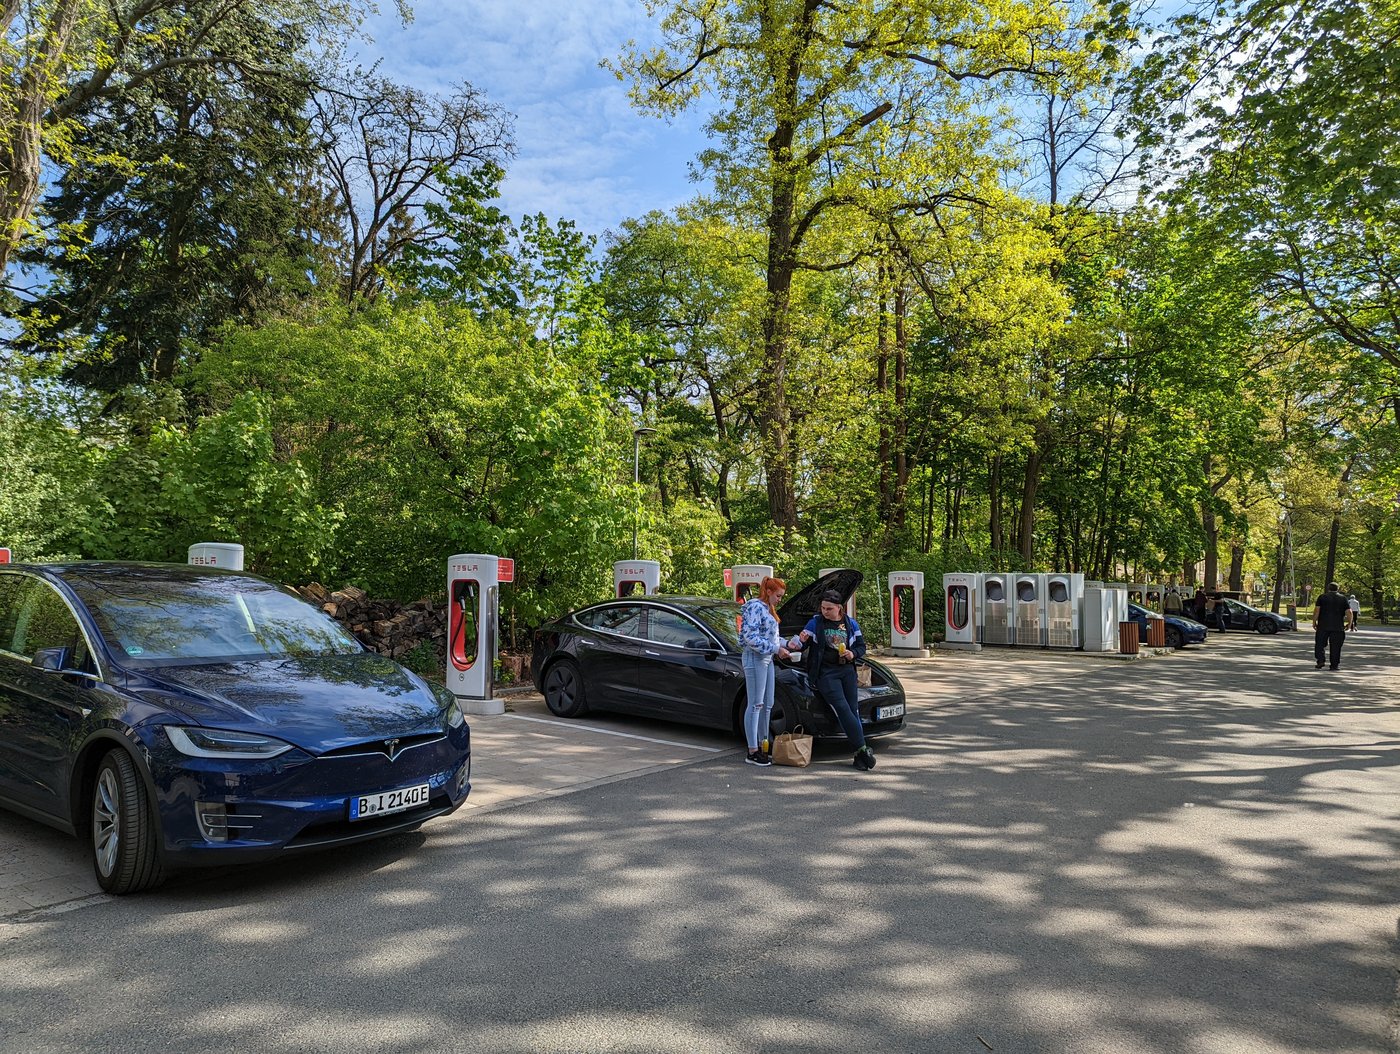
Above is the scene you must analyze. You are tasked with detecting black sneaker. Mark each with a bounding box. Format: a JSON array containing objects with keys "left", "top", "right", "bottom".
[
  {"left": 853, "top": 746, "right": 876, "bottom": 771},
  {"left": 1316, "top": 663, "right": 1325, "bottom": 669},
  {"left": 745, "top": 751, "right": 772, "bottom": 767}
]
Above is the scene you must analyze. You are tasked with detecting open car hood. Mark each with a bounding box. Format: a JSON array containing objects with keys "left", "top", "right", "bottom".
[{"left": 778, "top": 568, "right": 863, "bottom": 637}]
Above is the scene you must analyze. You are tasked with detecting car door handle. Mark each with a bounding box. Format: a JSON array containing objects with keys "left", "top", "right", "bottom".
[{"left": 644, "top": 649, "right": 661, "bottom": 657}]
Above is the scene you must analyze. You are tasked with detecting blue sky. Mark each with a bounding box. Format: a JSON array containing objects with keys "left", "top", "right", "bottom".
[{"left": 361, "top": 1, "right": 711, "bottom": 240}]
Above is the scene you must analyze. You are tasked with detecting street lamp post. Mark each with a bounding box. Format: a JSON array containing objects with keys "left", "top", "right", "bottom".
[{"left": 632, "top": 426, "right": 656, "bottom": 560}]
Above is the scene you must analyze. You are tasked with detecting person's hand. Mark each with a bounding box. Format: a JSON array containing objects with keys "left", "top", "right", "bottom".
[
  {"left": 839, "top": 649, "right": 853, "bottom": 663},
  {"left": 786, "top": 636, "right": 803, "bottom": 650},
  {"left": 798, "top": 629, "right": 812, "bottom": 642},
  {"left": 777, "top": 647, "right": 792, "bottom": 661}
]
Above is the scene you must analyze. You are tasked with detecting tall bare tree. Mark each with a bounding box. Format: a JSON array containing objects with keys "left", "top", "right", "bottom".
[{"left": 311, "top": 73, "right": 512, "bottom": 302}]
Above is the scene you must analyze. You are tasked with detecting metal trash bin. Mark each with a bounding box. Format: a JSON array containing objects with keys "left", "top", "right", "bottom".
[{"left": 1118, "top": 621, "right": 1140, "bottom": 655}]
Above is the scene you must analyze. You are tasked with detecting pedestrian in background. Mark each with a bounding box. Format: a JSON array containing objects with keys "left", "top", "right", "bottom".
[
  {"left": 799, "top": 590, "right": 876, "bottom": 771},
  {"left": 1213, "top": 593, "right": 1231, "bottom": 634},
  {"left": 739, "top": 576, "right": 796, "bottom": 766},
  {"left": 1347, "top": 593, "right": 1360, "bottom": 631},
  {"left": 1313, "top": 582, "right": 1350, "bottom": 670},
  {"left": 1192, "top": 588, "right": 1208, "bottom": 623}
]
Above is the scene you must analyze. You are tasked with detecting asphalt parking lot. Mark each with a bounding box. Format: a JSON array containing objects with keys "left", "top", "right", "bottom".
[
  {"left": 0, "top": 626, "right": 1380, "bottom": 919},
  {"left": 5, "top": 624, "right": 1396, "bottom": 1054}
]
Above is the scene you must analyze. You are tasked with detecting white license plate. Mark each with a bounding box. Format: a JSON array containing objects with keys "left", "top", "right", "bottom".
[
  {"left": 875, "top": 703, "right": 905, "bottom": 721},
  {"left": 350, "top": 782, "right": 431, "bottom": 821}
]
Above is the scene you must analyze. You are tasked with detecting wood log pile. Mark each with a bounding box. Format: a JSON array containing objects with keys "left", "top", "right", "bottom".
[
  {"left": 295, "top": 582, "right": 531, "bottom": 684},
  {"left": 296, "top": 582, "right": 446, "bottom": 661}
]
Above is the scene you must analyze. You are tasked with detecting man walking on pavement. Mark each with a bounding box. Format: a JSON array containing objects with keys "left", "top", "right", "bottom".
[
  {"left": 1313, "top": 582, "right": 1350, "bottom": 670},
  {"left": 1347, "top": 593, "right": 1360, "bottom": 631}
]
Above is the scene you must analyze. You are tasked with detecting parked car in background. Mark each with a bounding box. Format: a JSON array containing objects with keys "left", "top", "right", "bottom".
[
  {"left": 532, "top": 570, "right": 906, "bottom": 743},
  {"left": 1126, "top": 602, "right": 1208, "bottom": 649},
  {"left": 1218, "top": 597, "right": 1295, "bottom": 634},
  {"left": 0, "top": 563, "right": 472, "bottom": 894}
]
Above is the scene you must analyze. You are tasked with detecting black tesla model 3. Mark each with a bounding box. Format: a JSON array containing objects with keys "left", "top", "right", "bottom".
[{"left": 531, "top": 570, "right": 907, "bottom": 742}]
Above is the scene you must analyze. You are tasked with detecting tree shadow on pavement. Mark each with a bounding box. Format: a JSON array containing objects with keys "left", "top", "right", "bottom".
[{"left": 2, "top": 631, "right": 1397, "bottom": 1054}]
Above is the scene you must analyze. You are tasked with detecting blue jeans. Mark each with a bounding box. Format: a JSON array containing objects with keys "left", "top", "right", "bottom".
[
  {"left": 816, "top": 663, "right": 865, "bottom": 748},
  {"left": 742, "top": 649, "right": 775, "bottom": 750}
]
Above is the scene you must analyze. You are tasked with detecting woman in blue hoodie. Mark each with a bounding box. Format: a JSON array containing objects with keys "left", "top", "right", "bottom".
[
  {"left": 799, "top": 590, "right": 876, "bottom": 770},
  {"left": 738, "top": 576, "right": 797, "bottom": 766}
]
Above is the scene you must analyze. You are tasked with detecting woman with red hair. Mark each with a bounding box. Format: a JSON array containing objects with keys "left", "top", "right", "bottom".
[{"left": 738, "top": 576, "right": 798, "bottom": 765}]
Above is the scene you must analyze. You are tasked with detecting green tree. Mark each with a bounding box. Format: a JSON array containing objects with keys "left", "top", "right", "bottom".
[
  {"left": 1137, "top": 0, "right": 1400, "bottom": 422},
  {"left": 191, "top": 302, "right": 645, "bottom": 619},
  {"left": 14, "top": 8, "right": 329, "bottom": 387},
  {"left": 0, "top": 0, "right": 358, "bottom": 273},
  {"left": 611, "top": 0, "right": 1109, "bottom": 535}
]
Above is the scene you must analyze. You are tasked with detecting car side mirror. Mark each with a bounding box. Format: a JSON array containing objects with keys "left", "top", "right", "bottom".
[
  {"left": 32, "top": 647, "right": 70, "bottom": 672},
  {"left": 684, "top": 638, "right": 710, "bottom": 651}
]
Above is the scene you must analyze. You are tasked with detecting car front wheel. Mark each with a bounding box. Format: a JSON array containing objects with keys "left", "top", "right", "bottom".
[
  {"left": 767, "top": 701, "right": 791, "bottom": 743},
  {"left": 91, "top": 749, "right": 165, "bottom": 894},
  {"left": 1256, "top": 618, "right": 1278, "bottom": 635},
  {"left": 1165, "top": 626, "right": 1184, "bottom": 649},
  {"left": 543, "top": 660, "right": 589, "bottom": 718}
]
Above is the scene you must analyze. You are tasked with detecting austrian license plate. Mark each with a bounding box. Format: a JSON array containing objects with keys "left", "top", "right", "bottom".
[
  {"left": 875, "top": 703, "right": 905, "bottom": 721},
  {"left": 350, "top": 782, "right": 431, "bottom": 821}
]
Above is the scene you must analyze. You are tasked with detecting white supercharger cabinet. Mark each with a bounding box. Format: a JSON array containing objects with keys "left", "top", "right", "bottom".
[
  {"left": 1082, "top": 586, "right": 1127, "bottom": 651},
  {"left": 941, "top": 573, "right": 980, "bottom": 649},
  {"left": 613, "top": 560, "right": 661, "bottom": 597},
  {"left": 1013, "top": 573, "right": 1046, "bottom": 647},
  {"left": 1045, "top": 573, "right": 1085, "bottom": 649},
  {"left": 820, "top": 568, "right": 857, "bottom": 617},
  {"left": 885, "top": 571, "right": 926, "bottom": 657},
  {"left": 981, "top": 573, "right": 1013, "bottom": 646},
  {"left": 731, "top": 564, "right": 774, "bottom": 603},
  {"left": 188, "top": 542, "right": 244, "bottom": 571},
  {"left": 447, "top": 553, "right": 503, "bottom": 715}
]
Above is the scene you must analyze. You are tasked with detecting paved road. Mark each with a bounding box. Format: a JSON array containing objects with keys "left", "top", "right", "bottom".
[{"left": 2, "top": 627, "right": 1397, "bottom": 1053}]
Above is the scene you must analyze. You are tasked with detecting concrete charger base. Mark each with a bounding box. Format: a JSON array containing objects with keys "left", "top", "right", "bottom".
[
  {"left": 459, "top": 697, "right": 507, "bottom": 716},
  {"left": 934, "top": 641, "right": 981, "bottom": 653},
  {"left": 890, "top": 646, "right": 933, "bottom": 658}
]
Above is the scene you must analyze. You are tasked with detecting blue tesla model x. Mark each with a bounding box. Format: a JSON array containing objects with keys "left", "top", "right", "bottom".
[{"left": 0, "top": 562, "right": 472, "bottom": 893}]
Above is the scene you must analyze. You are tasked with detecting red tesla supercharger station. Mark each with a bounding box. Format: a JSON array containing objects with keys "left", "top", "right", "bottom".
[
  {"left": 447, "top": 553, "right": 511, "bottom": 715},
  {"left": 0, "top": 548, "right": 10, "bottom": 564},
  {"left": 889, "top": 571, "right": 930, "bottom": 658},
  {"left": 729, "top": 564, "right": 773, "bottom": 602}
]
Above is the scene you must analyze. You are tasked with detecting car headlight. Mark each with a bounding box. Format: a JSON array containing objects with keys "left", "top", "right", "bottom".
[
  {"left": 441, "top": 698, "right": 467, "bottom": 729},
  {"left": 165, "top": 726, "right": 294, "bottom": 759}
]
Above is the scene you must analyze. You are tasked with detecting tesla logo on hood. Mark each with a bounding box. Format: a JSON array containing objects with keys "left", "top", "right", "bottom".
[{"left": 383, "top": 738, "right": 402, "bottom": 760}]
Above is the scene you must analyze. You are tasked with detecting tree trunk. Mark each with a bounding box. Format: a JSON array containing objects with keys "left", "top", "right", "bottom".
[
  {"left": 1323, "top": 454, "right": 1357, "bottom": 586},
  {"left": 1228, "top": 542, "right": 1244, "bottom": 593},
  {"left": 1017, "top": 449, "right": 1043, "bottom": 564},
  {"left": 704, "top": 374, "right": 733, "bottom": 523},
  {"left": 875, "top": 268, "right": 892, "bottom": 519},
  {"left": 759, "top": 157, "right": 798, "bottom": 536},
  {"left": 988, "top": 455, "right": 1003, "bottom": 555},
  {"left": 892, "top": 283, "right": 910, "bottom": 530},
  {"left": 0, "top": 0, "right": 85, "bottom": 273},
  {"left": 1367, "top": 522, "right": 1386, "bottom": 622}
]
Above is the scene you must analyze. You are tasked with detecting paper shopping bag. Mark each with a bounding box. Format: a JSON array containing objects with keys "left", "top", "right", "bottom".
[{"left": 772, "top": 726, "right": 813, "bottom": 767}]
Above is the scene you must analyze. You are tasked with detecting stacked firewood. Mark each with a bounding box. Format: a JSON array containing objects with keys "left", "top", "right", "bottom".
[
  {"left": 295, "top": 582, "right": 531, "bottom": 684},
  {"left": 296, "top": 583, "right": 446, "bottom": 661}
]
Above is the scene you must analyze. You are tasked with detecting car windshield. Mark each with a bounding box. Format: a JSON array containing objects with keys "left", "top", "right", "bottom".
[
  {"left": 685, "top": 601, "right": 742, "bottom": 647},
  {"left": 68, "top": 571, "right": 361, "bottom": 665}
]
